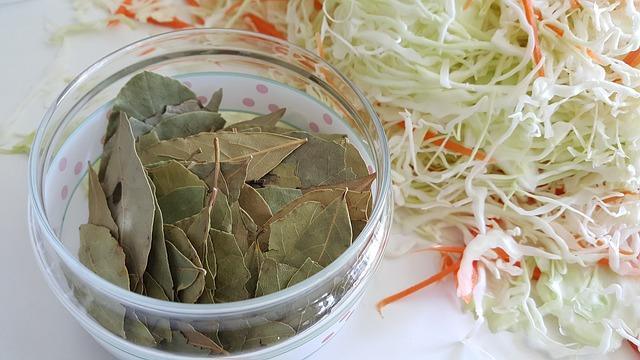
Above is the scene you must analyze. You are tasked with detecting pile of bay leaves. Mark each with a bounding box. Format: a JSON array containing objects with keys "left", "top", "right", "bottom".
[{"left": 77, "top": 72, "right": 374, "bottom": 354}]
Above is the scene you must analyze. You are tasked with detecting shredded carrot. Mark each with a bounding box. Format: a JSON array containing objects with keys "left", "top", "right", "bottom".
[
  {"left": 314, "top": 0, "right": 323, "bottom": 11},
  {"left": 623, "top": 49, "right": 640, "bottom": 68},
  {"left": 138, "top": 47, "right": 156, "bottom": 56},
  {"left": 463, "top": 0, "right": 473, "bottom": 10},
  {"left": 185, "top": 0, "right": 199, "bottom": 6},
  {"left": 441, "top": 254, "right": 455, "bottom": 270},
  {"left": 194, "top": 15, "right": 205, "bottom": 25},
  {"left": 424, "top": 130, "right": 488, "bottom": 161},
  {"left": 493, "top": 248, "right": 510, "bottom": 262},
  {"left": 377, "top": 259, "right": 461, "bottom": 314},
  {"left": 520, "top": 0, "right": 544, "bottom": 76},
  {"left": 147, "top": 17, "right": 192, "bottom": 29},
  {"left": 114, "top": 4, "right": 136, "bottom": 19},
  {"left": 570, "top": 0, "right": 581, "bottom": 9},
  {"left": 532, "top": 266, "right": 541, "bottom": 280},
  {"left": 107, "top": 19, "right": 120, "bottom": 27},
  {"left": 598, "top": 258, "right": 609, "bottom": 266},
  {"left": 316, "top": 32, "right": 325, "bottom": 58},
  {"left": 243, "top": 13, "right": 286, "bottom": 39},
  {"left": 414, "top": 246, "right": 466, "bottom": 254}
]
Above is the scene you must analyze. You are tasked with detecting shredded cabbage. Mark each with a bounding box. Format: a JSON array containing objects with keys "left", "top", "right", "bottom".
[{"left": 40, "top": 0, "right": 640, "bottom": 356}]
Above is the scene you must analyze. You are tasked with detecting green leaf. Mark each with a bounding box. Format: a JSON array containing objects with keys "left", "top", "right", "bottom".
[
  {"left": 164, "top": 225, "right": 205, "bottom": 303},
  {"left": 238, "top": 184, "right": 273, "bottom": 227},
  {"left": 175, "top": 322, "right": 226, "bottom": 355},
  {"left": 147, "top": 160, "right": 207, "bottom": 197},
  {"left": 154, "top": 111, "right": 225, "bottom": 140},
  {"left": 87, "top": 166, "right": 118, "bottom": 238},
  {"left": 243, "top": 241, "right": 264, "bottom": 296},
  {"left": 124, "top": 310, "right": 157, "bottom": 347},
  {"left": 165, "top": 240, "right": 204, "bottom": 295},
  {"left": 138, "top": 132, "right": 306, "bottom": 180},
  {"left": 287, "top": 258, "right": 323, "bottom": 287},
  {"left": 175, "top": 206, "right": 215, "bottom": 293},
  {"left": 230, "top": 202, "right": 258, "bottom": 254},
  {"left": 210, "top": 191, "right": 232, "bottom": 233},
  {"left": 255, "top": 258, "right": 297, "bottom": 297},
  {"left": 205, "top": 88, "right": 223, "bottom": 112},
  {"left": 292, "top": 194, "right": 352, "bottom": 267},
  {"left": 255, "top": 186, "right": 302, "bottom": 214},
  {"left": 145, "top": 180, "right": 174, "bottom": 301},
  {"left": 130, "top": 118, "right": 154, "bottom": 139},
  {"left": 101, "top": 114, "right": 155, "bottom": 291},
  {"left": 78, "top": 224, "right": 130, "bottom": 289},
  {"left": 113, "top": 71, "right": 196, "bottom": 120},
  {"left": 305, "top": 173, "right": 376, "bottom": 193},
  {"left": 261, "top": 162, "right": 301, "bottom": 188},
  {"left": 162, "top": 331, "right": 213, "bottom": 355},
  {"left": 143, "top": 273, "right": 170, "bottom": 301},
  {"left": 224, "top": 108, "right": 286, "bottom": 132},
  {"left": 221, "top": 160, "right": 249, "bottom": 203},
  {"left": 164, "top": 99, "right": 203, "bottom": 117},
  {"left": 344, "top": 140, "right": 370, "bottom": 178},
  {"left": 137, "top": 309, "right": 172, "bottom": 344},
  {"left": 210, "top": 229, "right": 251, "bottom": 302},
  {"left": 157, "top": 186, "right": 206, "bottom": 224},
  {"left": 242, "top": 320, "right": 295, "bottom": 350},
  {"left": 265, "top": 201, "right": 324, "bottom": 266},
  {"left": 267, "top": 133, "right": 355, "bottom": 188}
]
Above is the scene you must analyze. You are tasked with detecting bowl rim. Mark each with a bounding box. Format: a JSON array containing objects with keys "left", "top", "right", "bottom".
[{"left": 28, "top": 28, "right": 391, "bottom": 315}]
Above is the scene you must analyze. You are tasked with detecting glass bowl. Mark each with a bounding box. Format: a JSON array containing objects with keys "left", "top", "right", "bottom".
[{"left": 28, "top": 28, "right": 392, "bottom": 359}]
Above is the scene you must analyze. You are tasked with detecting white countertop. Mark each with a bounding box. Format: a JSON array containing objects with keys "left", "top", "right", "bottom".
[{"left": 0, "top": 1, "right": 634, "bottom": 359}]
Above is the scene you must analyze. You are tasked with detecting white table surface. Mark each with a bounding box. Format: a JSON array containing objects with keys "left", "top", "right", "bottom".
[{"left": 0, "top": 1, "right": 634, "bottom": 359}]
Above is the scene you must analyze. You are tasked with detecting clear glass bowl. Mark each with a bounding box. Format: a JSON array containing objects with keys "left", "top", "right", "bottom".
[{"left": 28, "top": 29, "right": 392, "bottom": 359}]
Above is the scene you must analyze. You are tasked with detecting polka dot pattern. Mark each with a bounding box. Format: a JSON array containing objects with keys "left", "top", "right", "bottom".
[
  {"left": 243, "top": 98, "right": 255, "bottom": 107},
  {"left": 309, "top": 122, "right": 320, "bottom": 133},
  {"left": 197, "top": 95, "right": 208, "bottom": 104},
  {"left": 74, "top": 162, "right": 83, "bottom": 175},
  {"left": 268, "top": 104, "right": 280, "bottom": 112},
  {"left": 323, "top": 113, "right": 333, "bottom": 125},
  {"left": 58, "top": 158, "right": 67, "bottom": 172},
  {"left": 61, "top": 186, "right": 68, "bottom": 200},
  {"left": 256, "top": 84, "right": 269, "bottom": 94}
]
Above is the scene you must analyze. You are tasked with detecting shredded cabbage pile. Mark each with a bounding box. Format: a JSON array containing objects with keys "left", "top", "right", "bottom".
[{"left": 62, "top": 0, "right": 640, "bottom": 356}]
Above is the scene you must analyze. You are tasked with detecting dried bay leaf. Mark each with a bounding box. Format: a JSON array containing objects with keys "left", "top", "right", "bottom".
[
  {"left": 210, "top": 229, "right": 251, "bottom": 302},
  {"left": 130, "top": 118, "right": 155, "bottom": 139},
  {"left": 224, "top": 108, "right": 286, "bottom": 132},
  {"left": 243, "top": 241, "right": 264, "bottom": 296},
  {"left": 162, "top": 331, "right": 212, "bottom": 355},
  {"left": 255, "top": 186, "right": 302, "bottom": 214},
  {"left": 292, "top": 195, "right": 352, "bottom": 267},
  {"left": 220, "top": 160, "right": 249, "bottom": 203},
  {"left": 210, "top": 191, "right": 232, "bottom": 233},
  {"left": 255, "top": 258, "right": 297, "bottom": 297},
  {"left": 175, "top": 207, "right": 216, "bottom": 296},
  {"left": 175, "top": 322, "right": 226, "bottom": 355},
  {"left": 205, "top": 88, "right": 223, "bottom": 112},
  {"left": 165, "top": 240, "right": 203, "bottom": 294},
  {"left": 157, "top": 186, "right": 206, "bottom": 224},
  {"left": 79, "top": 224, "right": 130, "bottom": 289},
  {"left": 164, "top": 225, "right": 205, "bottom": 303},
  {"left": 138, "top": 132, "right": 306, "bottom": 181},
  {"left": 101, "top": 115, "right": 155, "bottom": 291},
  {"left": 242, "top": 320, "right": 295, "bottom": 350},
  {"left": 265, "top": 201, "right": 324, "bottom": 266},
  {"left": 238, "top": 184, "right": 272, "bottom": 227},
  {"left": 344, "top": 140, "right": 370, "bottom": 178},
  {"left": 145, "top": 180, "right": 174, "bottom": 301},
  {"left": 305, "top": 173, "right": 376, "bottom": 193},
  {"left": 165, "top": 99, "right": 203, "bottom": 116},
  {"left": 154, "top": 111, "right": 225, "bottom": 140},
  {"left": 87, "top": 166, "right": 118, "bottom": 237},
  {"left": 113, "top": 71, "right": 196, "bottom": 120},
  {"left": 260, "top": 162, "right": 301, "bottom": 188},
  {"left": 230, "top": 202, "right": 257, "bottom": 254},
  {"left": 287, "top": 258, "right": 323, "bottom": 287},
  {"left": 147, "top": 160, "right": 207, "bottom": 197},
  {"left": 124, "top": 310, "right": 157, "bottom": 347}
]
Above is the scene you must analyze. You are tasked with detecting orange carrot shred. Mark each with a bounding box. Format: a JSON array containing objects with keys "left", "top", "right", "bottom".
[
  {"left": 377, "top": 260, "right": 461, "bottom": 314},
  {"left": 107, "top": 19, "right": 120, "bottom": 27},
  {"left": 115, "top": 4, "right": 136, "bottom": 19},
  {"left": 493, "top": 248, "right": 510, "bottom": 262},
  {"left": 532, "top": 266, "right": 541, "bottom": 280},
  {"left": 424, "top": 130, "right": 487, "bottom": 161},
  {"left": 570, "top": 0, "right": 581, "bottom": 9},
  {"left": 194, "top": 15, "right": 205, "bottom": 25},
  {"left": 598, "top": 258, "right": 609, "bottom": 266},
  {"left": 243, "top": 13, "right": 286, "bottom": 39},
  {"left": 520, "top": 0, "right": 544, "bottom": 76},
  {"left": 463, "top": 0, "right": 473, "bottom": 10},
  {"left": 441, "top": 254, "right": 455, "bottom": 270},
  {"left": 314, "top": 0, "right": 323, "bottom": 11},
  {"left": 185, "top": 0, "right": 199, "bottom": 6},
  {"left": 147, "top": 17, "right": 192, "bottom": 29},
  {"left": 316, "top": 32, "right": 325, "bottom": 58},
  {"left": 623, "top": 49, "right": 640, "bottom": 68},
  {"left": 414, "top": 246, "right": 466, "bottom": 254}
]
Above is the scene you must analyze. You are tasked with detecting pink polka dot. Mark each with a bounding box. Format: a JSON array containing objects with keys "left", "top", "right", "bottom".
[
  {"left": 268, "top": 104, "right": 280, "bottom": 112},
  {"left": 256, "top": 84, "right": 269, "bottom": 94},
  {"left": 367, "top": 165, "right": 374, "bottom": 174},
  {"left": 323, "top": 113, "right": 333, "bottom": 125},
  {"left": 61, "top": 186, "right": 69, "bottom": 200},
  {"left": 197, "top": 95, "right": 207, "bottom": 104},
  {"left": 58, "top": 158, "right": 67, "bottom": 172},
  {"left": 74, "top": 161, "right": 83, "bottom": 175},
  {"left": 309, "top": 122, "right": 320, "bottom": 132},
  {"left": 183, "top": 81, "right": 192, "bottom": 88},
  {"left": 321, "top": 332, "right": 336, "bottom": 345},
  {"left": 243, "top": 98, "right": 255, "bottom": 107}
]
